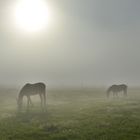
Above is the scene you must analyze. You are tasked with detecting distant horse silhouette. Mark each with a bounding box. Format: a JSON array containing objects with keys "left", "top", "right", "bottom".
[
  {"left": 107, "top": 84, "right": 127, "bottom": 98},
  {"left": 17, "top": 82, "right": 46, "bottom": 111}
]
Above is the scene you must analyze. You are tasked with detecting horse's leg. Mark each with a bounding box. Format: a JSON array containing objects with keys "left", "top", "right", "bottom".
[
  {"left": 28, "top": 96, "right": 33, "bottom": 107},
  {"left": 27, "top": 96, "right": 30, "bottom": 111},
  {"left": 39, "top": 94, "right": 43, "bottom": 109},
  {"left": 43, "top": 92, "right": 47, "bottom": 111},
  {"left": 113, "top": 92, "right": 115, "bottom": 97},
  {"left": 116, "top": 92, "right": 119, "bottom": 97},
  {"left": 113, "top": 92, "right": 117, "bottom": 98}
]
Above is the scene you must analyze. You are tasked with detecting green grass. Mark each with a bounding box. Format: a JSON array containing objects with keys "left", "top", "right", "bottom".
[{"left": 0, "top": 87, "right": 140, "bottom": 140}]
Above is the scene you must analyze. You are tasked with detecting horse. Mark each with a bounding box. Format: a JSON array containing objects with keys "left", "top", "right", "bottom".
[
  {"left": 17, "top": 82, "right": 46, "bottom": 111},
  {"left": 106, "top": 84, "right": 127, "bottom": 98}
]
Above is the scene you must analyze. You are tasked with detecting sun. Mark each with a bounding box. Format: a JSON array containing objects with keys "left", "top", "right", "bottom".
[{"left": 14, "top": 0, "right": 51, "bottom": 32}]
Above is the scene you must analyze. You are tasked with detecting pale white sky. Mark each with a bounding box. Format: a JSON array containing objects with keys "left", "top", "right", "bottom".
[{"left": 0, "top": 0, "right": 140, "bottom": 87}]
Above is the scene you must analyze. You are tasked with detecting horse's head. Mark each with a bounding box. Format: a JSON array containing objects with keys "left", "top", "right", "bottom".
[{"left": 17, "top": 95, "right": 23, "bottom": 111}]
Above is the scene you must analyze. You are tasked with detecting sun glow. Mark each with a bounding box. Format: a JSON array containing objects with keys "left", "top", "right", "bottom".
[{"left": 14, "top": 0, "right": 51, "bottom": 32}]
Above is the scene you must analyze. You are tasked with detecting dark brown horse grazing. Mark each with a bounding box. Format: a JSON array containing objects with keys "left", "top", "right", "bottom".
[
  {"left": 17, "top": 82, "right": 46, "bottom": 111},
  {"left": 107, "top": 84, "right": 127, "bottom": 98}
]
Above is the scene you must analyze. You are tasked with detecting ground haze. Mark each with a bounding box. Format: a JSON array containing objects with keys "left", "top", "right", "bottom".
[{"left": 0, "top": 87, "right": 140, "bottom": 140}]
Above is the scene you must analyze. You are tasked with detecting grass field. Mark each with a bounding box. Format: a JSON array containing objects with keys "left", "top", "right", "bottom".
[{"left": 0, "top": 87, "right": 140, "bottom": 140}]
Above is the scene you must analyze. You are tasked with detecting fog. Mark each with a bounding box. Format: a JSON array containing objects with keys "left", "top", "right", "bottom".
[{"left": 0, "top": 0, "right": 140, "bottom": 87}]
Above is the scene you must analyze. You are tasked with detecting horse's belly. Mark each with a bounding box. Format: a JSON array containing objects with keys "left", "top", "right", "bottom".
[{"left": 25, "top": 90, "right": 39, "bottom": 95}]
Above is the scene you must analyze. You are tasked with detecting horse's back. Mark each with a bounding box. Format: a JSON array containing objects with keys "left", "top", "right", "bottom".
[
  {"left": 120, "top": 84, "right": 127, "bottom": 88},
  {"left": 109, "top": 84, "right": 127, "bottom": 91},
  {"left": 31, "top": 82, "right": 46, "bottom": 89},
  {"left": 20, "top": 82, "right": 46, "bottom": 95}
]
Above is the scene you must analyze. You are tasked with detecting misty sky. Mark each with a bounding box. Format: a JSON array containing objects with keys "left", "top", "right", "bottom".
[{"left": 0, "top": 0, "right": 140, "bottom": 87}]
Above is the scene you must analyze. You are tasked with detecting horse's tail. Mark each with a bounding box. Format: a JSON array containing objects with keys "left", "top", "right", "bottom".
[
  {"left": 124, "top": 85, "right": 128, "bottom": 96},
  {"left": 44, "top": 86, "right": 47, "bottom": 107}
]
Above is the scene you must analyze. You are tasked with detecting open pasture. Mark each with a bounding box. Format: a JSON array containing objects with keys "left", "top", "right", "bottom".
[{"left": 0, "top": 87, "right": 140, "bottom": 140}]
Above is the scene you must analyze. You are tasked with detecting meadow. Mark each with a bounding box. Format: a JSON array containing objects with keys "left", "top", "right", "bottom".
[{"left": 0, "top": 87, "right": 140, "bottom": 140}]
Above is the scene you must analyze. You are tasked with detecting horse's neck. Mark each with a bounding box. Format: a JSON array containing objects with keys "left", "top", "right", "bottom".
[
  {"left": 18, "top": 92, "right": 24, "bottom": 100},
  {"left": 107, "top": 88, "right": 111, "bottom": 93}
]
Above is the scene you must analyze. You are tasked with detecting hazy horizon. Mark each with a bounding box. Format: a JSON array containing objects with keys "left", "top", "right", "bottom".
[{"left": 1, "top": 0, "right": 140, "bottom": 87}]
